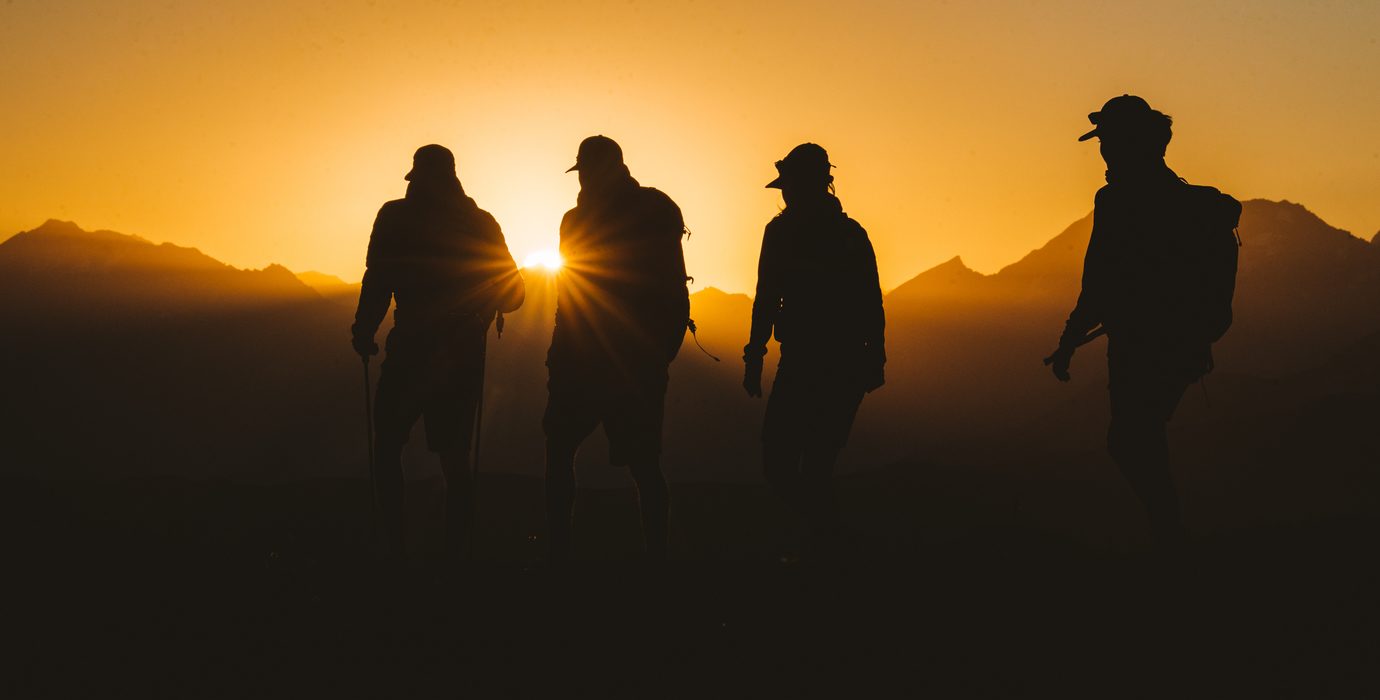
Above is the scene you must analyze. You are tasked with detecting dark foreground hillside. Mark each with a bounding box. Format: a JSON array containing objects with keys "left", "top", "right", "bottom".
[{"left": 4, "top": 472, "right": 1378, "bottom": 697}]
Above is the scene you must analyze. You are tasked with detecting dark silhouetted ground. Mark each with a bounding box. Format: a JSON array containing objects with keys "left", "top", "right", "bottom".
[{"left": 4, "top": 472, "right": 1377, "bottom": 697}]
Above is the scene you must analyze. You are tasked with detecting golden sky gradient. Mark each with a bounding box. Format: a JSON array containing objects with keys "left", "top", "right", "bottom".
[{"left": 2, "top": 0, "right": 1377, "bottom": 293}]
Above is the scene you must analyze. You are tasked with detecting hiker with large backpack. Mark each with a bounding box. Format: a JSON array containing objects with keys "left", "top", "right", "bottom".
[
  {"left": 543, "top": 135, "right": 690, "bottom": 562},
  {"left": 743, "top": 143, "right": 886, "bottom": 559},
  {"left": 1045, "top": 95, "right": 1240, "bottom": 548},
  {"left": 352, "top": 144, "right": 525, "bottom": 564}
]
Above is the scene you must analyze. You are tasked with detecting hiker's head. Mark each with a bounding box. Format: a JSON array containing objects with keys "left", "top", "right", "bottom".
[
  {"left": 767, "top": 143, "right": 834, "bottom": 202},
  {"left": 404, "top": 144, "right": 464, "bottom": 198},
  {"left": 1079, "top": 95, "right": 1173, "bottom": 168},
  {"left": 405, "top": 144, "right": 457, "bottom": 182},
  {"left": 567, "top": 135, "right": 628, "bottom": 190}
]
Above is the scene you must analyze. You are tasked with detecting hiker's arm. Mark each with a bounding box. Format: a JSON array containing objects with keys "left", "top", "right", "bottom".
[
  {"left": 549, "top": 210, "right": 576, "bottom": 355},
  {"left": 1060, "top": 190, "right": 1112, "bottom": 348},
  {"left": 744, "top": 223, "right": 781, "bottom": 362},
  {"left": 742, "top": 223, "right": 780, "bottom": 397},
  {"left": 351, "top": 205, "right": 396, "bottom": 355},
  {"left": 482, "top": 212, "right": 525, "bottom": 314},
  {"left": 858, "top": 228, "right": 886, "bottom": 391},
  {"left": 659, "top": 199, "right": 690, "bottom": 361}
]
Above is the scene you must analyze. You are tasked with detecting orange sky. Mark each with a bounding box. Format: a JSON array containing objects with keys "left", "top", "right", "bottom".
[{"left": 2, "top": 0, "right": 1377, "bottom": 293}]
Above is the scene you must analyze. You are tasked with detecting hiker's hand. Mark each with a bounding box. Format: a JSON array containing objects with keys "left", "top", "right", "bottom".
[
  {"left": 743, "top": 360, "right": 763, "bottom": 398},
  {"left": 1048, "top": 346, "right": 1074, "bottom": 382},
  {"left": 352, "top": 335, "right": 379, "bottom": 358}
]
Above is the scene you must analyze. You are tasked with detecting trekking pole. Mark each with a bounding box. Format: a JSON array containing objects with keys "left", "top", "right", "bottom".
[
  {"left": 362, "top": 356, "right": 378, "bottom": 536},
  {"left": 1042, "top": 326, "right": 1107, "bottom": 366},
  {"left": 468, "top": 326, "right": 489, "bottom": 561}
]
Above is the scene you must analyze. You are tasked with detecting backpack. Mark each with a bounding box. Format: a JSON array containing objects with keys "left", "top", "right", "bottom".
[{"left": 1181, "top": 184, "right": 1242, "bottom": 345}]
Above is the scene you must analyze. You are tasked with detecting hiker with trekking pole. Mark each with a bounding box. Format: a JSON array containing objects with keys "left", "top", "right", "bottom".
[
  {"left": 352, "top": 144, "right": 525, "bottom": 566},
  {"left": 1045, "top": 95, "right": 1240, "bottom": 549}
]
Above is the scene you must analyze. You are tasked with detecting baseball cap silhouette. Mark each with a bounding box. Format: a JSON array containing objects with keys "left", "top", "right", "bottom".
[
  {"left": 404, "top": 144, "right": 456, "bottom": 181},
  {"left": 566, "top": 135, "right": 624, "bottom": 173},
  {"left": 1078, "top": 94, "right": 1155, "bottom": 142}
]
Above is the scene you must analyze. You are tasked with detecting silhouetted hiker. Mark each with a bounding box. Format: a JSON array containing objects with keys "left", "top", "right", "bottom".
[
  {"left": 1047, "top": 96, "right": 1240, "bottom": 548},
  {"left": 743, "top": 143, "right": 885, "bottom": 558},
  {"left": 544, "top": 135, "right": 690, "bottom": 562},
  {"left": 352, "top": 144, "right": 525, "bottom": 562}
]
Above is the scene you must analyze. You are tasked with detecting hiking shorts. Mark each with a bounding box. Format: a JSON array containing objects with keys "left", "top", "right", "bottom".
[
  {"left": 543, "top": 369, "right": 669, "bottom": 467},
  {"left": 762, "top": 365, "right": 865, "bottom": 453},
  {"left": 1105, "top": 339, "right": 1193, "bottom": 461},
  {"left": 373, "top": 328, "right": 485, "bottom": 454}
]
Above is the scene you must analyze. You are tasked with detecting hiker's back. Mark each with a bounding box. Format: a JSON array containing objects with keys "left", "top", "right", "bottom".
[
  {"left": 1095, "top": 181, "right": 1240, "bottom": 349},
  {"left": 371, "top": 195, "right": 508, "bottom": 327},
  {"left": 552, "top": 186, "right": 688, "bottom": 372},
  {"left": 766, "top": 207, "right": 878, "bottom": 360}
]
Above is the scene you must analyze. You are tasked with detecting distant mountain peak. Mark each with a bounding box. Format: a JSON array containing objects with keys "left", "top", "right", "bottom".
[
  {"left": 0, "top": 219, "right": 321, "bottom": 308},
  {"left": 297, "top": 270, "right": 348, "bottom": 288},
  {"left": 22, "top": 218, "right": 151, "bottom": 245},
  {"left": 691, "top": 286, "right": 750, "bottom": 302},
  {"left": 886, "top": 255, "right": 987, "bottom": 304}
]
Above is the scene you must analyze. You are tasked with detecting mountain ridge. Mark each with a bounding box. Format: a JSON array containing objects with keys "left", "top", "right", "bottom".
[{"left": 3, "top": 199, "right": 1377, "bottom": 487}]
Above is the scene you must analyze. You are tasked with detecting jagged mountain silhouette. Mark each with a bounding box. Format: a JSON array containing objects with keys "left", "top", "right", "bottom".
[{"left": 1, "top": 203, "right": 1376, "bottom": 495}]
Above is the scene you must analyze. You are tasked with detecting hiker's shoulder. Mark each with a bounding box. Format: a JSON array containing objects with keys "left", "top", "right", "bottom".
[
  {"left": 377, "top": 198, "right": 408, "bottom": 217},
  {"left": 840, "top": 213, "right": 868, "bottom": 238},
  {"left": 470, "top": 204, "right": 501, "bottom": 231},
  {"left": 1167, "top": 183, "right": 1242, "bottom": 230},
  {"left": 638, "top": 186, "right": 683, "bottom": 219},
  {"left": 637, "top": 186, "right": 677, "bottom": 207},
  {"left": 371, "top": 199, "right": 411, "bottom": 234},
  {"left": 558, "top": 206, "right": 580, "bottom": 232},
  {"left": 1093, "top": 185, "right": 1114, "bottom": 207}
]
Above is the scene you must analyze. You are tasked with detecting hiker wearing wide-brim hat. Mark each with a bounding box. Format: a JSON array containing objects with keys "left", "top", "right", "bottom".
[
  {"left": 744, "top": 142, "right": 885, "bottom": 559},
  {"left": 1046, "top": 95, "right": 1241, "bottom": 549},
  {"left": 352, "top": 144, "right": 525, "bottom": 565}
]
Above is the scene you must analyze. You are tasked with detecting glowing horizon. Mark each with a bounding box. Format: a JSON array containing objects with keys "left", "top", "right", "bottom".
[
  {"left": 2, "top": 1, "right": 1377, "bottom": 294},
  {"left": 521, "top": 248, "right": 564, "bottom": 272}
]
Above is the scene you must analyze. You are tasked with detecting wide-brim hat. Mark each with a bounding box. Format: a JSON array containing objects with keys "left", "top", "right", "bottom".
[{"left": 766, "top": 142, "right": 834, "bottom": 188}]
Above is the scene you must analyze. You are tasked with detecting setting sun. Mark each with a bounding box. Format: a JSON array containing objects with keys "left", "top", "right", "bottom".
[{"left": 522, "top": 248, "right": 564, "bottom": 271}]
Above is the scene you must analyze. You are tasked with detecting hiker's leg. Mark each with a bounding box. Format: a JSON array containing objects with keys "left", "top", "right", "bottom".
[
  {"left": 797, "top": 386, "right": 864, "bottom": 539},
  {"left": 763, "top": 439, "right": 805, "bottom": 514},
  {"left": 1108, "top": 416, "right": 1183, "bottom": 543},
  {"left": 628, "top": 460, "right": 669, "bottom": 559},
  {"left": 1108, "top": 352, "right": 1190, "bottom": 547},
  {"left": 544, "top": 438, "right": 579, "bottom": 560},
  {"left": 799, "top": 447, "right": 842, "bottom": 539},
  {"left": 762, "top": 370, "right": 805, "bottom": 514},
  {"left": 439, "top": 448, "right": 473, "bottom": 562},
  {"left": 542, "top": 382, "right": 598, "bottom": 562},
  {"left": 431, "top": 394, "right": 479, "bottom": 564},
  {"left": 372, "top": 397, "right": 421, "bottom": 560}
]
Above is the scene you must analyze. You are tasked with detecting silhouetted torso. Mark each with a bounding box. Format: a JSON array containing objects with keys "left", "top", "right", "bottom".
[
  {"left": 1064, "top": 166, "right": 1240, "bottom": 377},
  {"left": 747, "top": 193, "right": 884, "bottom": 371},
  {"left": 354, "top": 181, "right": 518, "bottom": 337},
  {"left": 549, "top": 176, "right": 689, "bottom": 383}
]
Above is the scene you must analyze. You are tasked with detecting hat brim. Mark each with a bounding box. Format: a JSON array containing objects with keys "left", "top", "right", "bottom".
[{"left": 1077, "top": 127, "right": 1099, "bottom": 142}]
